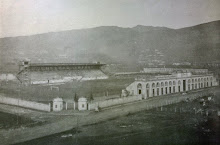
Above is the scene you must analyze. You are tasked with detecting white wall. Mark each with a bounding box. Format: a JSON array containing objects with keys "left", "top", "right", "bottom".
[
  {"left": 88, "top": 95, "right": 142, "bottom": 110},
  {"left": 0, "top": 74, "right": 16, "bottom": 81},
  {"left": 0, "top": 95, "right": 51, "bottom": 112}
]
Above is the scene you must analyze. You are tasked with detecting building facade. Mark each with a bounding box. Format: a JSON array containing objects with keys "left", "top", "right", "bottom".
[{"left": 126, "top": 72, "right": 218, "bottom": 99}]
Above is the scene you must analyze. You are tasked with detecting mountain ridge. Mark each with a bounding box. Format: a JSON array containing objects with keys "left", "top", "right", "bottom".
[
  {"left": 2, "top": 20, "right": 219, "bottom": 39},
  {"left": 0, "top": 20, "right": 219, "bottom": 72}
]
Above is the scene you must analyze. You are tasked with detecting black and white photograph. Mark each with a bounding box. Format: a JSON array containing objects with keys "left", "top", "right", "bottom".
[{"left": 0, "top": 0, "right": 220, "bottom": 145}]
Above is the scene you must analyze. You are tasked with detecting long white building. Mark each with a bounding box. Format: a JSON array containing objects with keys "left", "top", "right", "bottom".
[{"left": 126, "top": 72, "right": 218, "bottom": 99}]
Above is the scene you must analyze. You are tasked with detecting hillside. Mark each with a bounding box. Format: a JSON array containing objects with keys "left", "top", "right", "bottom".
[{"left": 0, "top": 20, "right": 219, "bottom": 72}]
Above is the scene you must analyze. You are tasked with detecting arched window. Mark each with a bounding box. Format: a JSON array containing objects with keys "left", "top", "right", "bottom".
[
  {"left": 169, "top": 81, "right": 172, "bottom": 86},
  {"left": 210, "top": 77, "right": 213, "bottom": 81},
  {"left": 173, "top": 81, "right": 176, "bottom": 85},
  {"left": 156, "top": 82, "right": 160, "bottom": 87},
  {"left": 204, "top": 78, "right": 206, "bottom": 81},
  {"left": 165, "top": 82, "right": 168, "bottom": 86},
  {"left": 192, "top": 79, "right": 194, "bottom": 83},
  {"left": 152, "top": 83, "right": 155, "bottom": 88},
  {"left": 195, "top": 79, "right": 197, "bottom": 83},
  {"left": 137, "top": 83, "right": 142, "bottom": 89},
  {"left": 146, "top": 83, "right": 149, "bottom": 88},
  {"left": 207, "top": 77, "right": 209, "bottom": 81},
  {"left": 178, "top": 80, "right": 181, "bottom": 86},
  {"left": 188, "top": 79, "right": 191, "bottom": 83},
  {"left": 137, "top": 83, "right": 142, "bottom": 95},
  {"left": 161, "top": 82, "right": 164, "bottom": 87}
]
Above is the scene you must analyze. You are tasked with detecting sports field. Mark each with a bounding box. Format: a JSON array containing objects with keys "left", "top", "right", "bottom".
[{"left": 0, "top": 78, "right": 134, "bottom": 102}]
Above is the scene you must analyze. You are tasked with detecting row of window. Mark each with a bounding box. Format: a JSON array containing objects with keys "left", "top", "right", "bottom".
[
  {"left": 138, "top": 80, "right": 212, "bottom": 96},
  {"left": 141, "top": 86, "right": 181, "bottom": 97},
  {"left": 137, "top": 77, "right": 213, "bottom": 89}
]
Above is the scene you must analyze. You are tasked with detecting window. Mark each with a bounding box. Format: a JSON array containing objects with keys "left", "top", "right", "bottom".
[
  {"left": 178, "top": 80, "right": 181, "bottom": 85},
  {"left": 153, "top": 89, "right": 155, "bottom": 96},
  {"left": 169, "top": 81, "right": 172, "bottom": 86},
  {"left": 137, "top": 83, "right": 142, "bottom": 95},
  {"left": 146, "top": 83, "right": 149, "bottom": 88},
  {"left": 82, "top": 104, "right": 84, "bottom": 108},
  {"left": 156, "top": 82, "right": 160, "bottom": 88},
  {"left": 139, "top": 89, "right": 142, "bottom": 94},
  {"left": 55, "top": 105, "right": 57, "bottom": 108},
  {"left": 152, "top": 83, "right": 155, "bottom": 88}
]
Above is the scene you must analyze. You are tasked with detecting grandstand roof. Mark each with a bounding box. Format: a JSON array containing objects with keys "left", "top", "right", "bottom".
[{"left": 29, "top": 63, "right": 106, "bottom": 67}]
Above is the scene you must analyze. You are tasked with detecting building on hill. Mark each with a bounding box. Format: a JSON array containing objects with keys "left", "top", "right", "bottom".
[
  {"left": 17, "top": 60, "right": 108, "bottom": 84},
  {"left": 113, "top": 67, "right": 210, "bottom": 79},
  {"left": 142, "top": 68, "right": 209, "bottom": 74},
  {"left": 125, "top": 72, "right": 218, "bottom": 99}
]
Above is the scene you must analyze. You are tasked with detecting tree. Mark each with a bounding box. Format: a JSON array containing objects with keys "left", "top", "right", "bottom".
[
  {"left": 74, "top": 93, "right": 78, "bottom": 102},
  {"left": 89, "top": 93, "right": 94, "bottom": 102}
]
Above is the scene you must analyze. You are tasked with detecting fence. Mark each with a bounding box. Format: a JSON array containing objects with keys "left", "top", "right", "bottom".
[
  {"left": 0, "top": 95, "right": 51, "bottom": 112},
  {"left": 89, "top": 87, "right": 218, "bottom": 112},
  {"left": 135, "top": 88, "right": 217, "bottom": 112},
  {"left": 88, "top": 95, "right": 142, "bottom": 110}
]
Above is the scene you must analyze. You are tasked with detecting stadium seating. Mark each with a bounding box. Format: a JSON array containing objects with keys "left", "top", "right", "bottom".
[{"left": 29, "top": 69, "right": 108, "bottom": 84}]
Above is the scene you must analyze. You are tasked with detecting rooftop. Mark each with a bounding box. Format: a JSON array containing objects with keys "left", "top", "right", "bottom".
[
  {"left": 26, "top": 63, "right": 105, "bottom": 67},
  {"left": 135, "top": 73, "right": 213, "bottom": 82}
]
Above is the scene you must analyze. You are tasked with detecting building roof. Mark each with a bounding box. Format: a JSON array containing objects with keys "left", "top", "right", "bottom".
[
  {"left": 53, "top": 97, "right": 63, "bottom": 102},
  {"left": 29, "top": 63, "right": 105, "bottom": 67},
  {"left": 135, "top": 73, "right": 213, "bottom": 82},
  {"left": 78, "top": 97, "right": 87, "bottom": 102}
]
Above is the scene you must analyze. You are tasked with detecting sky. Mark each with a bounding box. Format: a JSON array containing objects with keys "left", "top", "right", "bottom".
[{"left": 0, "top": 0, "right": 220, "bottom": 38}]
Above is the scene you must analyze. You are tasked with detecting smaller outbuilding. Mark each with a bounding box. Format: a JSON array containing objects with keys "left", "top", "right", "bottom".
[
  {"left": 78, "top": 97, "right": 87, "bottom": 111},
  {"left": 53, "top": 97, "right": 64, "bottom": 111}
]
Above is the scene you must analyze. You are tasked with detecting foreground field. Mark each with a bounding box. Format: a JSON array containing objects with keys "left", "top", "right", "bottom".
[
  {"left": 16, "top": 93, "right": 220, "bottom": 145},
  {"left": 12, "top": 89, "right": 219, "bottom": 145}
]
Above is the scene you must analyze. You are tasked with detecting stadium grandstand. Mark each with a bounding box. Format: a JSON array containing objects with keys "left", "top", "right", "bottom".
[{"left": 17, "top": 60, "right": 108, "bottom": 84}]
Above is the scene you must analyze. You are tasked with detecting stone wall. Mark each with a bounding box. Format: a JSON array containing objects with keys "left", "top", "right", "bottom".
[
  {"left": 88, "top": 95, "right": 142, "bottom": 110},
  {"left": 0, "top": 74, "right": 16, "bottom": 81},
  {"left": 0, "top": 95, "right": 51, "bottom": 112}
]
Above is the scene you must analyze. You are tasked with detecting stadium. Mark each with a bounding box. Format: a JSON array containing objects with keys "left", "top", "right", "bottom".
[{"left": 17, "top": 60, "right": 108, "bottom": 84}]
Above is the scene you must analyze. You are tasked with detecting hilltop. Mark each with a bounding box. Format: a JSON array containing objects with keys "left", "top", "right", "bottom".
[{"left": 0, "top": 20, "right": 219, "bottom": 72}]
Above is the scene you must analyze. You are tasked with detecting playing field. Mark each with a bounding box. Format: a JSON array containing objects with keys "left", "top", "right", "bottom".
[{"left": 0, "top": 78, "right": 134, "bottom": 102}]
